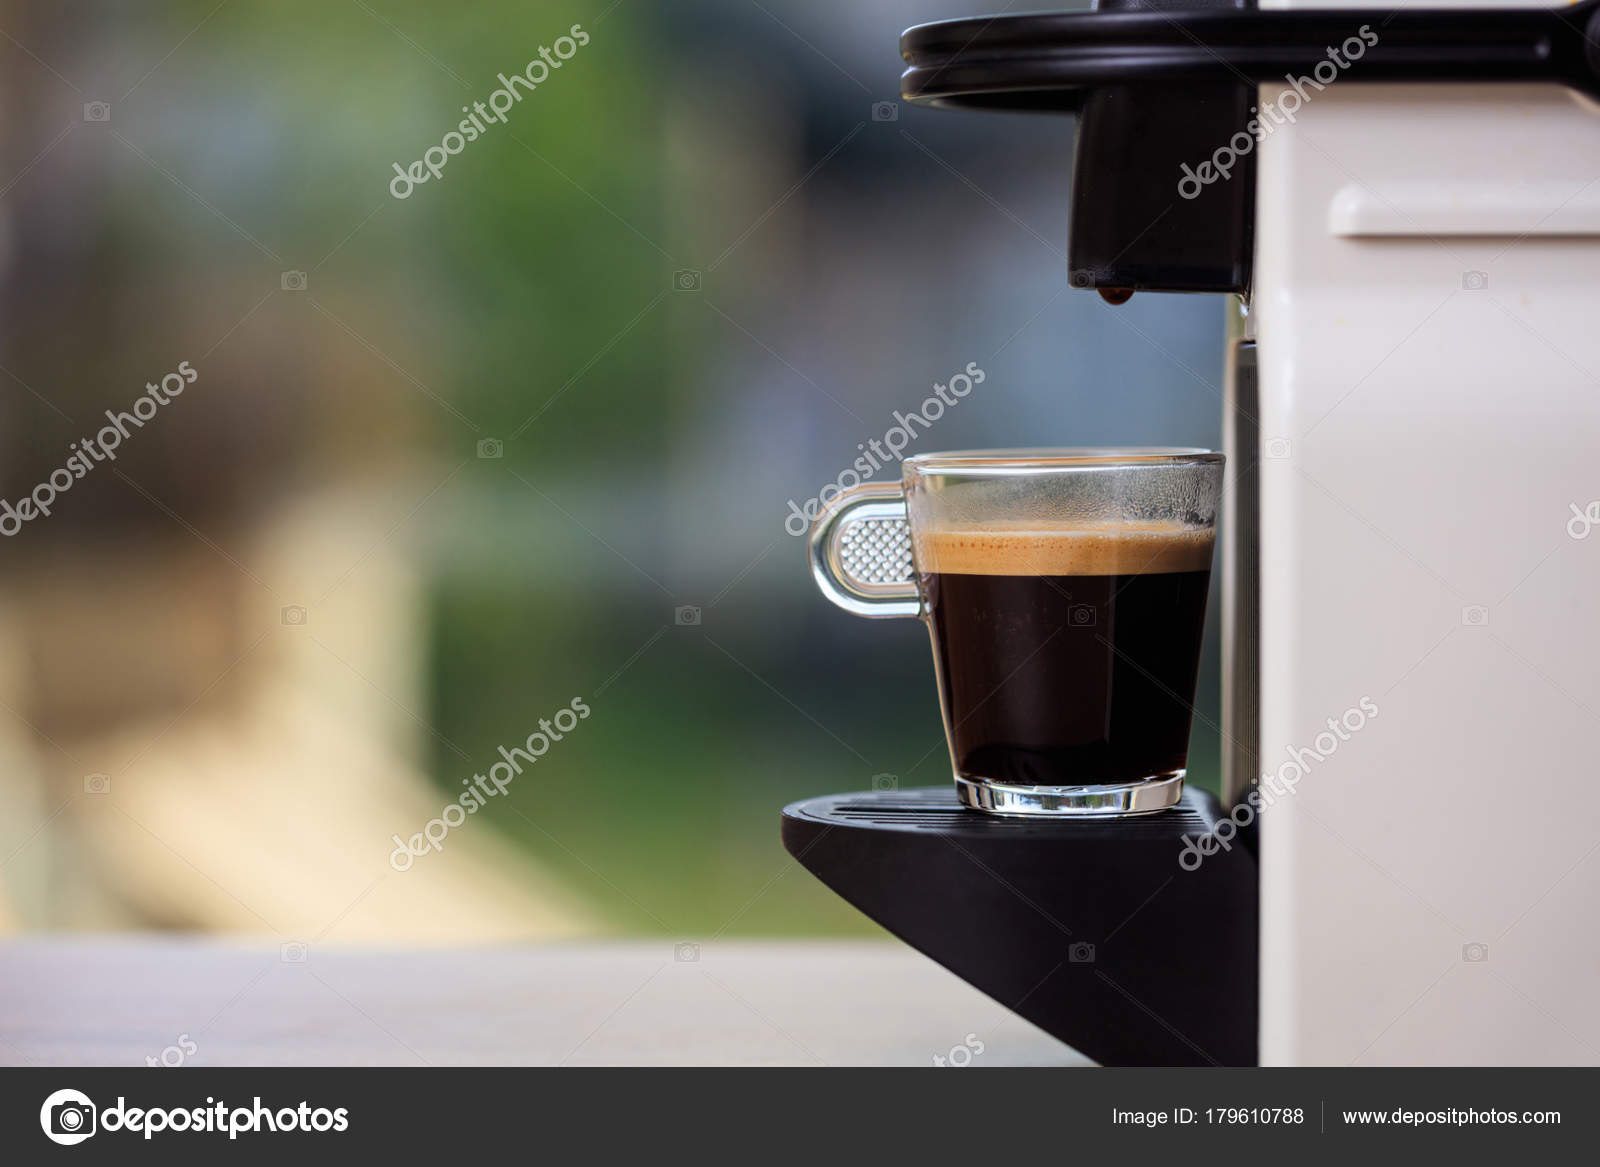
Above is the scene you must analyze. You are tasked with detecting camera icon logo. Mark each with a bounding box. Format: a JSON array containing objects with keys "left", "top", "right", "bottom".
[
  {"left": 476, "top": 437, "right": 504, "bottom": 460},
  {"left": 1069, "top": 941, "right": 1096, "bottom": 964},
  {"left": 82, "top": 101, "right": 111, "bottom": 123},
  {"left": 1462, "top": 942, "right": 1489, "bottom": 963},
  {"left": 871, "top": 100, "right": 899, "bottom": 122},
  {"left": 675, "top": 605, "right": 701, "bottom": 626},
  {"left": 280, "top": 941, "right": 309, "bottom": 963},
  {"left": 280, "top": 270, "right": 308, "bottom": 292},
  {"left": 675, "top": 941, "right": 700, "bottom": 963},
  {"left": 1068, "top": 269, "right": 1096, "bottom": 290},
  {"left": 83, "top": 772, "right": 111, "bottom": 795},
  {"left": 1461, "top": 270, "right": 1489, "bottom": 291},
  {"left": 871, "top": 773, "right": 899, "bottom": 791},
  {"left": 281, "top": 604, "right": 308, "bottom": 627},
  {"left": 1264, "top": 437, "right": 1292, "bottom": 460},
  {"left": 672, "top": 269, "right": 702, "bottom": 292},
  {"left": 1461, "top": 605, "right": 1490, "bottom": 627},
  {"left": 40, "top": 1088, "right": 97, "bottom": 1145},
  {"left": 1068, "top": 604, "right": 1097, "bottom": 627}
]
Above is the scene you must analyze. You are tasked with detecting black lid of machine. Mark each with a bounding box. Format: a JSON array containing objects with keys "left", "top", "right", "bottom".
[{"left": 900, "top": 0, "right": 1600, "bottom": 295}]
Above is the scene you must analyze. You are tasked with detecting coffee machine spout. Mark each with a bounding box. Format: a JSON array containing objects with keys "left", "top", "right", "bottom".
[{"left": 898, "top": 0, "right": 1600, "bottom": 295}]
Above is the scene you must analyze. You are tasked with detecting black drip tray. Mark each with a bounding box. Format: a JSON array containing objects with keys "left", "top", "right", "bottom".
[{"left": 782, "top": 786, "right": 1257, "bottom": 1066}]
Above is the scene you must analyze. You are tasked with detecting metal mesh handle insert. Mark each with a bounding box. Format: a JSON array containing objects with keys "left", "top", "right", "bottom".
[
  {"left": 837, "top": 514, "right": 913, "bottom": 587},
  {"left": 808, "top": 482, "right": 920, "bottom": 619}
]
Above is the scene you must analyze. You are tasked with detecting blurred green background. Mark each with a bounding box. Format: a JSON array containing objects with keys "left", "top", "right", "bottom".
[{"left": 0, "top": 0, "right": 1223, "bottom": 941}]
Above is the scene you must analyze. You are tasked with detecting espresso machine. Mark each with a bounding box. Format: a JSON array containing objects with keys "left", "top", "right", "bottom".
[{"left": 784, "top": 0, "right": 1600, "bottom": 1065}]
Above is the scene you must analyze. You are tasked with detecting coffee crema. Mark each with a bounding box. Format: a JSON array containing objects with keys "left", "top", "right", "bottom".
[{"left": 913, "top": 520, "right": 1214, "bottom": 577}]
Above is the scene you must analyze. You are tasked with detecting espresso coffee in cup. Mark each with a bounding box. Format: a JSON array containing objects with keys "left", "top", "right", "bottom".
[
  {"left": 809, "top": 449, "right": 1222, "bottom": 816},
  {"left": 917, "top": 521, "right": 1213, "bottom": 790}
]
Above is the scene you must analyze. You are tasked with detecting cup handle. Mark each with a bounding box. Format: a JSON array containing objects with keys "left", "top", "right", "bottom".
[{"left": 808, "top": 482, "right": 921, "bottom": 619}]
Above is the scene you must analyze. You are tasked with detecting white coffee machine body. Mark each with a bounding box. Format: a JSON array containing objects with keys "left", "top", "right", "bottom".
[{"left": 1244, "top": 0, "right": 1600, "bottom": 1064}]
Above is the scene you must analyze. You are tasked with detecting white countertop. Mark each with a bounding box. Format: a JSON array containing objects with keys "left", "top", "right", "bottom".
[{"left": 0, "top": 937, "right": 1087, "bottom": 1067}]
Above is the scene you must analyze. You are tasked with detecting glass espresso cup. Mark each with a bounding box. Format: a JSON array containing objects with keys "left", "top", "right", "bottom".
[{"left": 809, "top": 449, "right": 1222, "bottom": 816}]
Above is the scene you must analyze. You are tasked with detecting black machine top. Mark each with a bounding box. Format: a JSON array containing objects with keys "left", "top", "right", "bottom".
[
  {"left": 897, "top": 1, "right": 1600, "bottom": 296},
  {"left": 901, "top": 1, "right": 1600, "bottom": 110}
]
